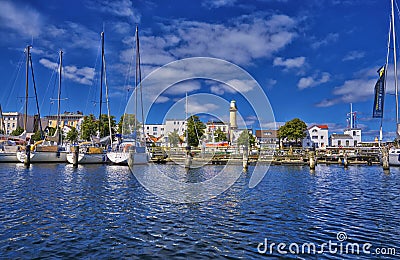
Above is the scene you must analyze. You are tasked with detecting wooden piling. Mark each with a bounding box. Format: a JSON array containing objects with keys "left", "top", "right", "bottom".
[
  {"left": 382, "top": 146, "right": 390, "bottom": 171},
  {"left": 24, "top": 144, "right": 31, "bottom": 167}
]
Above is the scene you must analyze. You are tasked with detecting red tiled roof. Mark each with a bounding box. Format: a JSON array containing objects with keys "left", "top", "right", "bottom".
[{"left": 308, "top": 124, "right": 329, "bottom": 130}]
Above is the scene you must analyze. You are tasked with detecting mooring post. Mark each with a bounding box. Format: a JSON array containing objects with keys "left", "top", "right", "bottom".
[
  {"left": 309, "top": 150, "right": 316, "bottom": 170},
  {"left": 185, "top": 145, "right": 192, "bottom": 169},
  {"left": 343, "top": 152, "right": 348, "bottom": 168},
  {"left": 24, "top": 144, "right": 31, "bottom": 167},
  {"left": 382, "top": 146, "right": 390, "bottom": 171},
  {"left": 73, "top": 145, "right": 79, "bottom": 167},
  {"left": 243, "top": 145, "right": 249, "bottom": 171}
]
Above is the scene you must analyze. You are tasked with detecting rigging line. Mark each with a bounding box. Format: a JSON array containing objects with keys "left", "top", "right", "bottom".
[
  {"left": 103, "top": 46, "right": 113, "bottom": 145},
  {"left": 381, "top": 14, "right": 392, "bottom": 144},
  {"left": 29, "top": 53, "right": 44, "bottom": 138},
  {"left": 40, "top": 54, "right": 57, "bottom": 111},
  {"left": 137, "top": 27, "right": 146, "bottom": 144},
  {"left": 3, "top": 51, "right": 25, "bottom": 110},
  {"left": 85, "top": 36, "right": 102, "bottom": 116}
]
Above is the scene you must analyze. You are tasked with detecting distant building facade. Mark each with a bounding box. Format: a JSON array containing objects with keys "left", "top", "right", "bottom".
[
  {"left": 303, "top": 125, "right": 329, "bottom": 149},
  {"left": 330, "top": 128, "right": 362, "bottom": 147},
  {"left": 205, "top": 121, "right": 229, "bottom": 141},
  {"left": 144, "top": 124, "right": 165, "bottom": 138},
  {"left": 0, "top": 112, "right": 35, "bottom": 134},
  {"left": 46, "top": 111, "right": 84, "bottom": 129},
  {"left": 164, "top": 119, "right": 187, "bottom": 137},
  {"left": 255, "top": 129, "right": 279, "bottom": 149}
]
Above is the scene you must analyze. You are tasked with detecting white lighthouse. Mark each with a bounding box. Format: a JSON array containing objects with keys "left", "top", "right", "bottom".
[{"left": 229, "top": 100, "right": 238, "bottom": 130}]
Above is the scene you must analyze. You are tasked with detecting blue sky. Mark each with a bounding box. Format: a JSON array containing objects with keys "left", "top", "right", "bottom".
[{"left": 0, "top": 0, "right": 397, "bottom": 140}]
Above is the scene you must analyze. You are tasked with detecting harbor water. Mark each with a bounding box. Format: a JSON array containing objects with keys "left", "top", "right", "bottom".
[{"left": 1, "top": 163, "right": 399, "bottom": 259}]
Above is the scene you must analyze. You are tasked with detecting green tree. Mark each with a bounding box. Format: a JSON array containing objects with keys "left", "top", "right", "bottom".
[
  {"left": 277, "top": 118, "right": 307, "bottom": 146},
  {"left": 31, "top": 130, "right": 43, "bottom": 142},
  {"left": 168, "top": 130, "right": 181, "bottom": 147},
  {"left": 10, "top": 126, "right": 24, "bottom": 136},
  {"left": 66, "top": 127, "right": 79, "bottom": 143},
  {"left": 46, "top": 127, "right": 56, "bottom": 136},
  {"left": 98, "top": 114, "right": 116, "bottom": 138},
  {"left": 237, "top": 130, "right": 255, "bottom": 147},
  {"left": 81, "top": 114, "right": 97, "bottom": 141},
  {"left": 214, "top": 128, "right": 228, "bottom": 142},
  {"left": 118, "top": 114, "right": 141, "bottom": 134},
  {"left": 186, "top": 115, "right": 206, "bottom": 147}
]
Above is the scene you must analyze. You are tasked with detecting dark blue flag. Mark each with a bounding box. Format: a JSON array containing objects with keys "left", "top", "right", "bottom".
[{"left": 373, "top": 66, "right": 385, "bottom": 118}]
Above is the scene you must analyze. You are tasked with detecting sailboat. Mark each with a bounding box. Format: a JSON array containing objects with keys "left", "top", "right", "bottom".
[
  {"left": 17, "top": 50, "right": 67, "bottom": 163},
  {"left": 66, "top": 32, "right": 111, "bottom": 164},
  {"left": 107, "top": 26, "right": 149, "bottom": 165}
]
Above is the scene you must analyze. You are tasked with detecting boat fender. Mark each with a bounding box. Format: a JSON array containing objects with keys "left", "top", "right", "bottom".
[{"left": 123, "top": 144, "right": 132, "bottom": 152}]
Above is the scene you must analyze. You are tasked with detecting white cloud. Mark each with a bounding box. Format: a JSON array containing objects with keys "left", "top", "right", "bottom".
[
  {"left": 273, "top": 56, "right": 306, "bottom": 69},
  {"left": 85, "top": 0, "right": 141, "bottom": 22},
  {"left": 0, "top": 1, "right": 43, "bottom": 37},
  {"left": 311, "top": 33, "right": 339, "bottom": 49},
  {"left": 343, "top": 50, "right": 365, "bottom": 61},
  {"left": 187, "top": 100, "right": 219, "bottom": 114},
  {"left": 39, "top": 58, "right": 95, "bottom": 86},
  {"left": 315, "top": 66, "right": 389, "bottom": 107},
  {"left": 209, "top": 79, "right": 257, "bottom": 95},
  {"left": 165, "top": 81, "right": 202, "bottom": 95},
  {"left": 202, "top": 0, "right": 237, "bottom": 8},
  {"left": 122, "top": 14, "right": 298, "bottom": 67},
  {"left": 298, "top": 72, "right": 330, "bottom": 89}
]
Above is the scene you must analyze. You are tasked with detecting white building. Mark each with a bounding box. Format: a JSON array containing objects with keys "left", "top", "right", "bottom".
[
  {"left": 0, "top": 112, "right": 35, "bottom": 134},
  {"left": 302, "top": 125, "right": 329, "bottom": 149},
  {"left": 330, "top": 128, "right": 362, "bottom": 147},
  {"left": 144, "top": 124, "right": 165, "bottom": 137},
  {"left": 164, "top": 119, "right": 187, "bottom": 137},
  {"left": 205, "top": 121, "right": 229, "bottom": 141},
  {"left": 344, "top": 128, "right": 362, "bottom": 146}
]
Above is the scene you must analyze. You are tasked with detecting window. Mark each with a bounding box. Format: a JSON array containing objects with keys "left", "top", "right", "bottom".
[
  {"left": 312, "top": 129, "right": 317, "bottom": 133},
  {"left": 12, "top": 123, "right": 15, "bottom": 128},
  {"left": 321, "top": 142, "right": 325, "bottom": 147},
  {"left": 153, "top": 127, "right": 157, "bottom": 131},
  {"left": 354, "top": 140, "right": 357, "bottom": 146},
  {"left": 174, "top": 122, "right": 176, "bottom": 125},
  {"left": 312, "top": 136, "right": 318, "bottom": 139},
  {"left": 345, "top": 140, "right": 350, "bottom": 146},
  {"left": 338, "top": 140, "right": 342, "bottom": 146},
  {"left": 161, "top": 128, "right": 164, "bottom": 131},
  {"left": 321, "top": 136, "right": 324, "bottom": 139},
  {"left": 353, "top": 131, "right": 356, "bottom": 136}
]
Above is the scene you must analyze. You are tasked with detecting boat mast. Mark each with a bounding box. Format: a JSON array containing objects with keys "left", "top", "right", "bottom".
[
  {"left": 185, "top": 92, "right": 189, "bottom": 144},
  {"left": 134, "top": 26, "right": 139, "bottom": 137},
  {"left": 102, "top": 32, "right": 113, "bottom": 145},
  {"left": 99, "top": 32, "right": 104, "bottom": 137},
  {"left": 0, "top": 104, "right": 5, "bottom": 134},
  {"left": 57, "top": 50, "right": 63, "bottom": 144},
  {"left": 391, "top": 0, "right": 399, "bottom": 136},
  {"left": 24, "top": 45, "right": 31, "bottom": 132}
]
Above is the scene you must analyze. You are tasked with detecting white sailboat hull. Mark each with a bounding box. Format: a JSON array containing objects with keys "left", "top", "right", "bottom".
[
  {"left": 0, "top": 152, "right": 19, "bottom": 162},
  {"left": 389, "top": 149, "right": 400, "bottom": 166},
  {"left": 107, "top": 151, "right": 129, "bottom": 165},
  {"left": 107, "top": 151, "right": 149, "bottom": 165},
  {"left": 16, "top": 151, "right": 67, "bottom": 163},
  {"left": 66, "top": 153, "right": 108, "bottom": 164},
  {"left": 128, "top": 152, "right": 149, "bottom": 166}
]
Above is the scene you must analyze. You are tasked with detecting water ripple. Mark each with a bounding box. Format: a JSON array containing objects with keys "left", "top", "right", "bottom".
[{"left": 0, "top": 163, "right": 399, "bottom": 258}]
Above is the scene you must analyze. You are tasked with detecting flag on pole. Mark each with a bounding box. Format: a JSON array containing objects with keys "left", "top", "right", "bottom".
[{"left": 372, "top": 66, "right": 386, "bottom": 118}]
